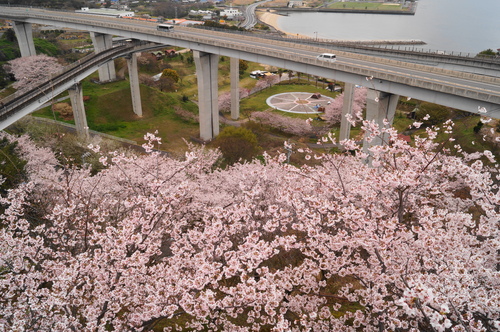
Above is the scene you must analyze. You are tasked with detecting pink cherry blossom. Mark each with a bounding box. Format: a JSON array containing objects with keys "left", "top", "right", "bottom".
[{"left": 0, "top": 124, "right": 499, "bottom": 331}]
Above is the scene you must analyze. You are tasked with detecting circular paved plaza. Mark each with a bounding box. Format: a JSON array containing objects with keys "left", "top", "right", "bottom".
[{"left": 266, "top": 92, "right": 334, "bottom": 114}]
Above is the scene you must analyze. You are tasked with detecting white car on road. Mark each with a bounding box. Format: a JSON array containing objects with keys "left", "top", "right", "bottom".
[{"left": 317, "top": 53, "right": 337, "bottom": 62}]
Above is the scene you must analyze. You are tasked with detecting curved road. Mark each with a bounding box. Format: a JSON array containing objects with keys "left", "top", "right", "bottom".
[{"left": 240, "top": 0, "right": 273, "bottom": 29}]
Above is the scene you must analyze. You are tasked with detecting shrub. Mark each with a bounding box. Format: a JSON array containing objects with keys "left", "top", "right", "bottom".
[
  {"left": 214, "top": 126, "right": 260, "bottom": 165},
  {"left": 473, "top": 121, "right": 484, "bottom": 134},
  {"left": 161, "top": 68, "right": 180, "bottom": 83}
]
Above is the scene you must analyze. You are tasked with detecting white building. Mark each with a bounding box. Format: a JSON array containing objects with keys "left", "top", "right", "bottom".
[
  {"left": 189, "top": 10, "right": 214, "bottom": 19},
  {"left": 219, "top": 8, "right": 242, "bottom": 20},
  {"left": 288, "top": 0, "right": 303, "bottom": 7},
  {"left": 75, "top": 7, "right": 134, "bottom": 18}
]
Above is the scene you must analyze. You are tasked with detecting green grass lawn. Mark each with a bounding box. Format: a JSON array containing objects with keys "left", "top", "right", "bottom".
[
  {"left": 240, "top": 80, "right": 338, "bottom": 117},
  {"left": 33, "top": 77, "right": 200, "bottom": 156}
]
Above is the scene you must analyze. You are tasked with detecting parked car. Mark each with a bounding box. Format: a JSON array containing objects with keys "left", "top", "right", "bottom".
[
  {"left": 316, "top": 53, "right": 337, "bottom": 62},
  {"left": 250, "top": 70, "right": 268, "bottom": 79}
]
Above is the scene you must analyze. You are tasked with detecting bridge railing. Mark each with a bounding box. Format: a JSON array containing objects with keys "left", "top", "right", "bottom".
[
  {"left": 209, "top": 37, "right": 500, "bottom": 103},
  {"left": 4, "top": 7, "right": 500, "bottom": 85},
  {"left": 0, "top": 44, "right": 137, "bottom": 120},
  {"left": 6, "top": 4, "right": 495, "bottom": 65},
  {"left": 196, "top": 25, "right": 500, "bottom": 64},
  {"left": 0, "top": 40, "right": 165, "bottom": 117},
  {"left": 178, "top": 27, "right": 500, "bottom": 86},
  {"left": 2, "top": 7, "right": 500, "bottom": 105}
]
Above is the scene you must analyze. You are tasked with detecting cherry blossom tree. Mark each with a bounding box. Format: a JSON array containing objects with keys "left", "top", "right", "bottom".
[
  {"left": 251, "top": 111, "right": 314, "bottom": 136},
  {"left": 250, "top": 75, "right": 280, "bottom": 94},
  {"left": 218, "top": 91, "right": 233, "bottom": 112},
  {"left": 0, "top": 121, "right": 499, "bottom": 331},
  {"left": 4, "top": 54, "right": 63, "bottom": 93},
  {"left": 218, "top": 88, "right": 251, "bottom": 112},
  {"left": 324, "top": 86, "right": 367, "bottom": 124}
]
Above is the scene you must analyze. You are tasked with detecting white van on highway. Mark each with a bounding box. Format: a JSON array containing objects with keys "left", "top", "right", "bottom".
[
  {"left": 317, "top": 53, "right": 337, "bottom": 62},
  {"left": 157, "top": 24, "right": 174, "bottom": 32}
]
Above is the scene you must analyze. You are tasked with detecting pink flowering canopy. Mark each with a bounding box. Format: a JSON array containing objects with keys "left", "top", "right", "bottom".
[
  {"left": 218, "top": 88, "right": 250, "bottom": 112},
  {"left": 0, "top": 121, "right": 499, "bottom": 331},
  {"left": 251, "top": 111, "right": 314, "bottom": 136},
  {"left": 324, "top": 87, "right": 367, "bottom": 124},
  {"left": 5, "top": 54, "right": 63, "bottom": 93}
]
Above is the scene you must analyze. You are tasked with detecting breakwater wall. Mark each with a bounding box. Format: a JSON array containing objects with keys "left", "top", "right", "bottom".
[
  {"left": 265, "top": 7, "right": 416, "bottom": 15},
  {"left": 281, "top": 35, "right": 426, "bottom": 46}
]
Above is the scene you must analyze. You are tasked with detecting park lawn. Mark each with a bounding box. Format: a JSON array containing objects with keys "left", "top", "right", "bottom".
[
  {"left": 392, "top": 110, "right": 415, "bottom": 132},
  {"left": 84, "top": 82, "right": 200, "bottom": 154},
  {"left": 177, "top": 72, "right": 199, "bottom": 101},
  {"left": 436, "top": 114, "right": 498, "bottom": 156},
  {"left": 33, "top": 78, "right": 200, "bottom": 155},
  {"left": 57, "top": 38, "right": 92, "bottom": 49},
  {"left": 240, "top": 81, "right": 337, "bottom": 116},
  {"left": 217, "top": 59, "right": 271, "bottom": 94},
  {"left": 329, "top": 125, "right": 364, "bottom": 142}
]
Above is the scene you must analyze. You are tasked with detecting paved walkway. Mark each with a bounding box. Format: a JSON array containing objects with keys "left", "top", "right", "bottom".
[{"left": 266, "top": 92, "right": 334, "bottom": 114}]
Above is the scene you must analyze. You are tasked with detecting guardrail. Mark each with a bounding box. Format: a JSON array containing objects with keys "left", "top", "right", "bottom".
[
  {"left": 179, "top": 26, "right": 500, "bottom": 87},
  {"left": 197, "top": 26, "right": 500, "bottom": 64}
]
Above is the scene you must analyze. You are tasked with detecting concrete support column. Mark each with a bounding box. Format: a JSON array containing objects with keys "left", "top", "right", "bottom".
[
  {"left": 363, "top": 89, "right": 399, "bottom": 149},
  {"left": 339, "top": 83, "right": 355, "bottom": 142},
  {"left": 12, "top": 21, "right": 36, "bottom": 57},
  {"left": 90, "top": 32, "right": 116, "bottom": 82},
  {"left": 193, "top": 50, "right": 219, "bottom": 141},
  {"left": 126, "top": 53, "right": 142, "bottom": 117},
  {"left": 230, "top": 57, "right": 240, "bottom": 120},
  {"left": 68, "top": 83, "right": 89, "bottom": 139}
]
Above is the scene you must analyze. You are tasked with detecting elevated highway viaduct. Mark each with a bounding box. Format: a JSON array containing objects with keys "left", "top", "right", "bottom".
[
  {"left": 0, "top": 41, "right": 167, "bottom": 137},
  {"left": 1, "top": 6, "right": 500, "bottom": 143}
]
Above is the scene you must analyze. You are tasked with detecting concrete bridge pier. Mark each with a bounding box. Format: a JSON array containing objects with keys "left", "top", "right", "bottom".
[
  {"left": 363, "top": 89, "right": 399, "bottom": 149},
  {"left": 230, "top": 57, "right": 240, "bottom": 120},
  {"left": 339, "top": 83, "right": 355, "bottom": 142},
  {"left": 193, "top": 50, "right": 219, "bottom": 141},
  {"left": 68, "top": 83, "right": 89, "bottom": 139},
  {"left": 90, "top": 32, "right": 116, "bottom": 82},
  {"left": 126, "top": 53, "right": 143, "bottom": 117},
  {"left": 12, "top": 21, "right": 36, "bottom": 57}
]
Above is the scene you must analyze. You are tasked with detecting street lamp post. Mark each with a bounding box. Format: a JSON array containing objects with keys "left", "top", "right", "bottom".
[{"left": 314, "top": 31, "right": 318, "bottom": 41}]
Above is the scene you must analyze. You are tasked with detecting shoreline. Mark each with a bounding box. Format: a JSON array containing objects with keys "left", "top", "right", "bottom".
[
  {"left": 257, "top": 10, "right": 310, "bottom": 37},
  {"left": 256, "top": 10, "right": 425, "bottom": 45}
]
